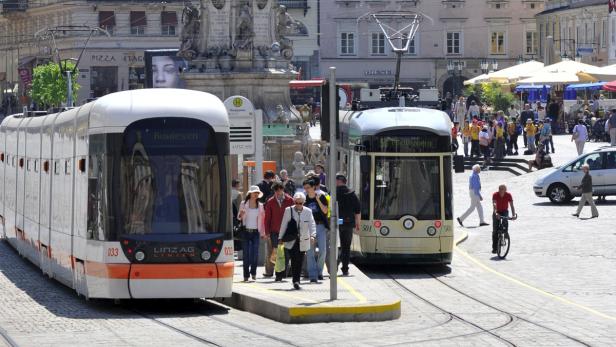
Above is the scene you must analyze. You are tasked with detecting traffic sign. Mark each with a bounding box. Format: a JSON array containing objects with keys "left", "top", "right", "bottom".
[{"left": 224, "top": 95, "right": 256, "bottom": 155}]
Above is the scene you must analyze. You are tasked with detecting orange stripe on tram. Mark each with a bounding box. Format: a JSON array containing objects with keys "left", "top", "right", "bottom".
[{"left": 85, "top": 262, "right": 235, "bottom": 280}]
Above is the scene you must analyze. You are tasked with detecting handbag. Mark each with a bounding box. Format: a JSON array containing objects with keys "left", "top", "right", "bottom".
[
  {"left": 281, "top": 208, "right": 300, "bottom": 242},
  {"left": 233, "top": 222, "right": 247, "bottom": 241}
]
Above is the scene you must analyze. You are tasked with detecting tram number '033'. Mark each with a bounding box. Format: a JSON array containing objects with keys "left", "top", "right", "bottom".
[
  {"left": 361, "top": 224, "right": 372, "bottom": 233},
  {"left": 107, "top": 248, "right": 119, "bottom": 257}
]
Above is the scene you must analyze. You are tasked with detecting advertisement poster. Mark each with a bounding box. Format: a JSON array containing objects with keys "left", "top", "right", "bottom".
[{"left": 144, "top": 49, "right": 188, "bottom": 88}]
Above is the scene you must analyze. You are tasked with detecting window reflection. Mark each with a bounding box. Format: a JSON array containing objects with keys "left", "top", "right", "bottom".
[{"left": 374, "top": 157, "right": 441, "bottom": 220}]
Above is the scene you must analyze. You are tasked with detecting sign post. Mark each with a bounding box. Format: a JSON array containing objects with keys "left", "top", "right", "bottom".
[
  {"left": 224, "top": 95, "right": 261, "bottom": 184},
  {"left": 328, "top": 67, "right": 338, "bottom": 301}
]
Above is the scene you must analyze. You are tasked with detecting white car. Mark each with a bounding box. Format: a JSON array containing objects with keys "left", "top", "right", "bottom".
[{"left": 533, "top": 146, "right": 616, "bottom": 203}]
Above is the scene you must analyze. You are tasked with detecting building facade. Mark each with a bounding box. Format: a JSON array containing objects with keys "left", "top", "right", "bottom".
[
  {"left": 319, "top": 0, "right": 544, "bottom": 96},
  {"left": 535, "top": 0, "right": 610, "bottom": 66},
  {"left": 0, "top": 0, "right": 184, "bottom": 111},
  {"left": 278, "top": 0, "right": 319, "bottom": 79}
]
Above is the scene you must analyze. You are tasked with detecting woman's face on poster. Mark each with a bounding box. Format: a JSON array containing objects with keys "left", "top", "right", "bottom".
[{"left": 152, "top": 56, "right": 179, "bottom": 88}]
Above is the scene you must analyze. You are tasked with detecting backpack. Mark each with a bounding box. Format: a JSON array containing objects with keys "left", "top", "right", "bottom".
[
  {"left": 516, "top": 124, "right": 523, "bottom": 136},
  {"left": 281, "top": 208, "right": 299, "bottom": 242}
]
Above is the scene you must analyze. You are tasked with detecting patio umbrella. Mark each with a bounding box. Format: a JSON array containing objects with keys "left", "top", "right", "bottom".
[
  {"left": 463, "top": 74, "right": 489, "bottom": 85},
  {"left": 602, "top": 80, "right": 616, "bottom": 92},
  {"left": 487, "top": 60, "right": 544, "bottom": 84},
  {"left": 582, "top": 64, "right": 616, "bottom": 82},
  {"left": 517, "top": 60, "right": 598, "bottom": 85}
]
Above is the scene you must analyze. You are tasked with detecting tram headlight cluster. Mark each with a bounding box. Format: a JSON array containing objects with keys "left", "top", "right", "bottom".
[
  {"left": 426, "top": 226, "right": 437, "bottom": 236},
  {"left": 379, "top": 226, "right": 390, "bottom": 236},
  {"left": 134, "top": 250, "right": 146, "bottom": 262}
]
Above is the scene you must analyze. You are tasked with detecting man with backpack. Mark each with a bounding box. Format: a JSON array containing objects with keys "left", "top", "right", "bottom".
[{"left": 335, "top": 174, "right": 361, "bottom": 276}]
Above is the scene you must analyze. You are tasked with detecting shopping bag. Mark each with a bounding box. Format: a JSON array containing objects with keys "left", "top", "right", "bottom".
[
  {"left": 269, "top": 241, "right": 277, "bottom": 264},
  {"left": 274, "top": 244, "right": 286, "bottom": 273}
]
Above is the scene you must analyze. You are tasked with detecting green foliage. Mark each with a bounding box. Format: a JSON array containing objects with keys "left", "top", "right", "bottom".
[
  {"left": 480, "top": 82, "right": 515, "bottom": 112},
  {"left": 464, "top": 84, "right": 484, "bottom": 100},
  {"left": 31, "top": 62, "right": 80, "bottom": 107}
]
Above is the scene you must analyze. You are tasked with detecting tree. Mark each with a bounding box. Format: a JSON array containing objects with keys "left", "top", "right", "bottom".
[
  {"left": 31, "top": 62, "right": 80, "bottom": 108},
  {"left": 480, "top": 82, "right": 515, "bottom": 112}
]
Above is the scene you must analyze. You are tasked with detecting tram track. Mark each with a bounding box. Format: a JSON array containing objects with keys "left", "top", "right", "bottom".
[
  {"left": 383, "top": 269, "right": 592, "bottom": 347},
  {"left": 384, "top": 273, "right": 517, "bottom": 346},
  {"left": 0, "top": 325, "right": 19, "bottom": 347},
  {"left": 128, "top": 309, "right": 222, "bottom": 346}
]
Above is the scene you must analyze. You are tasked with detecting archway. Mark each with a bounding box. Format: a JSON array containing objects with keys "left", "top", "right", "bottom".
[{"left": 442, "top": 75, "right": 467, "bottom": 99}]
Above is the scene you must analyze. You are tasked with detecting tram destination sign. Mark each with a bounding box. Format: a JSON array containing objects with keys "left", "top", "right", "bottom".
[{"left": 375, "top": 135, "right": 449, "bottom": 153}]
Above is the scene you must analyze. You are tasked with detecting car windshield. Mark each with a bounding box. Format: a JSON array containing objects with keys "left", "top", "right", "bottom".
[{"left": 373, "top": 156, "right": 441, "bottom": 220}]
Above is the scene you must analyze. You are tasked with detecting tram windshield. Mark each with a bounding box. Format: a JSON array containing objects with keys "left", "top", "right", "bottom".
[
  {"left": 87, "top": 118, "right": 228, "bottom": 240},
  {"left": 374, "top": 156, "right": 441, "bottom": 220}
]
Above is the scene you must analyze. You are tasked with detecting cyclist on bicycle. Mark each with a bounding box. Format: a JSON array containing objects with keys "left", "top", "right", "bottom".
[{"left": 492, "top": 184, "right": 517, "bottom": 254}]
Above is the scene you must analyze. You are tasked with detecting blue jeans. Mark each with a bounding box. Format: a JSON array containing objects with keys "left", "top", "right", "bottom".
[
  {"left": 307, "top": 223, "right": 327, "bottom": 280},
  {"left": 242, "top": 231, "right": 260, "bottom": 279}
]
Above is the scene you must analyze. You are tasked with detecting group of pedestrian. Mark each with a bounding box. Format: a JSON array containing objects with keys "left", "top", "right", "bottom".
[{"left": 234, "top": 168, "right": 360, "bottom": 290}]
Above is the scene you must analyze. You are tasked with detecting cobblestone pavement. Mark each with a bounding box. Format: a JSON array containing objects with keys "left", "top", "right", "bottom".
[{"left": 1, "top": 135, "right": 614, "bottom": 346}]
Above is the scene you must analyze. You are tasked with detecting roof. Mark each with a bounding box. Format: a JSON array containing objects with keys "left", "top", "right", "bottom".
[{"left": 344, "top": 107, "right": 452, "bottom": 137}]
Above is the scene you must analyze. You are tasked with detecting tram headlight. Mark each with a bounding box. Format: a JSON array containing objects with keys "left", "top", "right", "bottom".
[
  {"left": 379, "top": 226, "right": 390, "bottom": 236},
  {"left": 201, "top": 250, "right": 211, "bottom": 261},
  {"left": 134, "top": 250, "right": 146, "bottom": 262},
  {"left": 402, "top": 218, "right": 414, "bottom": 230},
  {"left": 426, "top": 226, "right": 437, "bottom": 236}
]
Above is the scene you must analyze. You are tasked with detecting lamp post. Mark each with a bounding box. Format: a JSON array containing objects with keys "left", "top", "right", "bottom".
[
  {"left": 480, "top": 59, "right": 498, "bottom": 74},
  {"left": 447, "top": 59, "right": 463, "bottom": 98}
]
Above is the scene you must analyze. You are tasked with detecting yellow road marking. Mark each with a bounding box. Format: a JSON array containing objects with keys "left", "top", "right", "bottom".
[
  {"left": 454, "top": 245, "right": 616, "bottom": 322},
  {"left": 288, "top": 301, "right": 401, "bottom": 317},
  {"left": 338, "top": 277, "right": 368, "bottom": 303}
]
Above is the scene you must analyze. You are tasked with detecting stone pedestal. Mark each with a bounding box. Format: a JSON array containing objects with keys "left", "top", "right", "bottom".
[{"left": 183, "top": 70, "right": 301, "bottom": 123}]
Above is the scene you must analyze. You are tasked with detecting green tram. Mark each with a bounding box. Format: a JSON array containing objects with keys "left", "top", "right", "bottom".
[{"left": 339, "top": 107, "right": 454, "bottom": 264}]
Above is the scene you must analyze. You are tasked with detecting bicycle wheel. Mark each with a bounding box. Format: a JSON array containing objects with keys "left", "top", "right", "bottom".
[{"left": 497, "top": 232, "right": 510, "bottom": 259}]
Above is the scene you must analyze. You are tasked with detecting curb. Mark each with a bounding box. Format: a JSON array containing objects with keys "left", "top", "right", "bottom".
[{"left": 218, "top": 292, "right": 401, "bottom": 324}]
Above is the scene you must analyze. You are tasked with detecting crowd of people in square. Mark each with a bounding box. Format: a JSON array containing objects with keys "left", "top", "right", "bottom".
[{"left": 231, "top": 167, "right": 361, "bottom": 290}]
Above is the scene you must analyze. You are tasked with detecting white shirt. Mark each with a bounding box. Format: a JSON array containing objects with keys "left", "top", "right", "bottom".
[
  {"left": 573, "top": 124, "right": 588, "bottom": 142},
  {"left": 245, "top": 207, "right": 259, "bottom": 229}
]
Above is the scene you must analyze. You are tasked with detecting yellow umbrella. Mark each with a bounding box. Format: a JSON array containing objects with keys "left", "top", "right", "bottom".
[{"left": 576, "top": 72, "right": 598, "bottom": 83}]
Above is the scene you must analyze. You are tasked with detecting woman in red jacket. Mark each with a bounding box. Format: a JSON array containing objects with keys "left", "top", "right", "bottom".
[{"left": 263, "top": 182, "right": 294, "bottom": 280}]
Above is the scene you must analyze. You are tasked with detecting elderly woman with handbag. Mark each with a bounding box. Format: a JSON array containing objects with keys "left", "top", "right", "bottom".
[
  {"left": 237, "top": 185, "right": 265, "bottom": 282},
  {"left": 278, "top": 192, "right": 316, "bottom": 290}
]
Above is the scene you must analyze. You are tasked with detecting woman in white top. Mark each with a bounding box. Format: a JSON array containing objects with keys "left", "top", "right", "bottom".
[
  {"left": 278, "top": 192, "right": 316, "bottom": 290},
  {"left": 571, "top": 119, "right": 589, "bottom": 155},
  {"left": 237, "top": 185, "right": 265, "bottom": 281}
]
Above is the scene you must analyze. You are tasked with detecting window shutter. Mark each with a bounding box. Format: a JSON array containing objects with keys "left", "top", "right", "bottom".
[
  {"left": 130, "top": 11, "right": 147, "bottom": 27},
  {"left": 161, "top": 11, "right": 177, "bottom": 26},
  {"left": 99, "top": 11, "right": 115, "bottom": 27}
]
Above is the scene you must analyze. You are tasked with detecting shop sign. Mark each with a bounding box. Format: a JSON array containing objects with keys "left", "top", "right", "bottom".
[
  {"left": 91, "top": 53, "right": 144, "bottom": 64},
  {"left": 364, "top": 70, "right": 393, "bottom": 76}
]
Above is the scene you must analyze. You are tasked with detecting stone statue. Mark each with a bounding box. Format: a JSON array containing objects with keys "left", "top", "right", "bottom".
[
  {"left": 211, "top": 0, "right": 225, "bottom": 10},
  {"left": 256, "top": 0, "right": 268, "bottom": 10},
  {"left": 234, "top": 2, "right": 254, "bottom": 50},
  {"left": 275, "top": 5, "right": 294, "bottom": 60},
  {"left": 274, "top": 104, "right": 289, "bottom": 124},
  {"left": 291, "top": 151, "right": 306, "bottom": 180},
  {"left": 178, "top": 2, "right": 201, "bottom": 60}
]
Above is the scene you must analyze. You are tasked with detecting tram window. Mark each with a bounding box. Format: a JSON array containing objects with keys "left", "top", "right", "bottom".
[
  {"left": 54, "top": 161, "right": 60, "bottom": 175},
  {"left": 360, "top": 156, "right": 371, "bottom": 219},
  {"left": 373, "top": 156, "right": 441, "bottom": 220},
  {"left": 26, "top": 159, "right": 31, "bottom": 171},
  {"left": 65, "top": 159, "right": 71, "bottom": 175},
  {"left": 0, "top": 152, "right": 4, "bottom": 162},
  {"left": 78, "top": 158, "right": 86, "bottom": 173},
  {"left": 34, "top": 160, "right": 39, "bottom": 173},
  {"left": 443, "top": 158, "right": 453, "bottom": 220}
]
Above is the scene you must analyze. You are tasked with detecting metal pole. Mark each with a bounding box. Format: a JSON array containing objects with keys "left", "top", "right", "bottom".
[
  {"left": 328, "top": 67, "right": 338, "bottom": 301},
  {"left": 255, "top": 109, "right": 263, "bottom": 186},
  {"left": 393, "top": 50, "right": 402, "bottom": 95},
  {"left": 66, "top": 70, "right": 73, "bottom": 107}
]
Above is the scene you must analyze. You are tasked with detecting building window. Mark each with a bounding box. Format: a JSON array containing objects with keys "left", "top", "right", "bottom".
[
  {"left": 98, "top": 11, "right": 115, "bottom": 35},
  {"left": 407, "top": 35, "right": 417, "bottom": 55},
  {"left": 91, "top": 66, "right": 118, "bottom": 98},
  {"left": 446, "top": 31, "right": 461, "bottom": 55},
  {"left": 526, "top": 31, "right": 537, "bottom": 55},
  {"left": 371, "top": 33, "right": 385, "bottom": 55},
  {"left": 340, "top": 32, "right": 355, "bottom": 55},
  {"left": 130, "top": 11, "right": 146, "bottom": 36},
  {"left": 129, "top": 67, "right": 145, "bottom": 90},
  {"left": 530, "top": 3, "right": 535, "bottom": 9},
  {"left": 539, "top": 24, "right": 543, "bottom": 56},
  {"left": 490, "top": 31, "right": 505, "bottom": 55},
  {"left": 161, "top": 11, "right": 177, "bottom": 36},
  {"left": 602, "top": 19, "right": 607, "bottom": 48}
]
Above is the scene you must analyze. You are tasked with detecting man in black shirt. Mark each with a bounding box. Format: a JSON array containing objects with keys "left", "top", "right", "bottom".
[
  {"left": 257, "top": 170, "right": 275, "bottom": 203},
  {"left": 335, "top": 174, "right": 361, "bottom": 276}
]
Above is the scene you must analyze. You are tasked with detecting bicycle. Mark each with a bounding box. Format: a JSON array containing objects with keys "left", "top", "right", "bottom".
[{"left": 495, "top": 213, "right": 517, "bottom": 259}]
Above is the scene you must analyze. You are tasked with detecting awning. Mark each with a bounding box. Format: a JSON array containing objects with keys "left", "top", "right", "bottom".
[
  {"left": 130, "top": 11, "right": 146, "bottom": 27},
  {"left": 99, "top": 11, "right": 116, "bottom": 27},
  {"left": 602, "top": 80, "right": 616, "bottom": 92},
  {"left": 289, "top": 79, "right": 326, "bottom": 89},
  {"left": 514, "top": 84, "right": 551, "bottom": 92},
  {"left": 564, "top": 82, "right": 605, "bottom": 91},
  {"left": 161, "top": 11, "right": 177, "bottom": 26}
]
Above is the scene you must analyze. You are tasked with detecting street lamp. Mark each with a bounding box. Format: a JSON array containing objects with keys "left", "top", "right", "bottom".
[{"left": 480, "top": 59, "right": 498, "bottom": 73}]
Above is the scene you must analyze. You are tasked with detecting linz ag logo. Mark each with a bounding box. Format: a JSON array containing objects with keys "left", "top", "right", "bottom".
[{"left": 153, "top": 246, "right": 196, "bottom": 258}]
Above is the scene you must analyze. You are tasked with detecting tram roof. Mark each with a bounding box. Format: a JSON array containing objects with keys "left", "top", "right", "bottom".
[
  {"left": 343, "top": 107, "right": 452, "bottom": 137},
  {"left": 89, "top": 88, "right": 229, "bottom": 132}
]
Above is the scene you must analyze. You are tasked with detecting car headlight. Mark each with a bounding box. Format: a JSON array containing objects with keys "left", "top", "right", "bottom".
[{"left": 534, "top": 177, "right": 545, "bottom": 186}]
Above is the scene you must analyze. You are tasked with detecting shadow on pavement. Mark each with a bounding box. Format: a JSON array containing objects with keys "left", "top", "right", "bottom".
[
  {"left": 0, "top": 239, "right": 229, "bottom": 319},
  {"left": 358, "top": 263, "right": 452, "bottom": 280}
]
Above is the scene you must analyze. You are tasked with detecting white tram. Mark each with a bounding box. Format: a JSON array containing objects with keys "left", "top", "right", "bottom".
[
  {"left": 0, "top": 89, "right": 234, "bottom": 299},
  {"left": 339, "top": 107, "right": 454, "bottom": 264}
]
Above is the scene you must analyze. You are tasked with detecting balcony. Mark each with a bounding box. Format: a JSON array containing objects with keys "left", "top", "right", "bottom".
[{"left": 439, "top": 0, "right": 468, "bottom": 21}]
